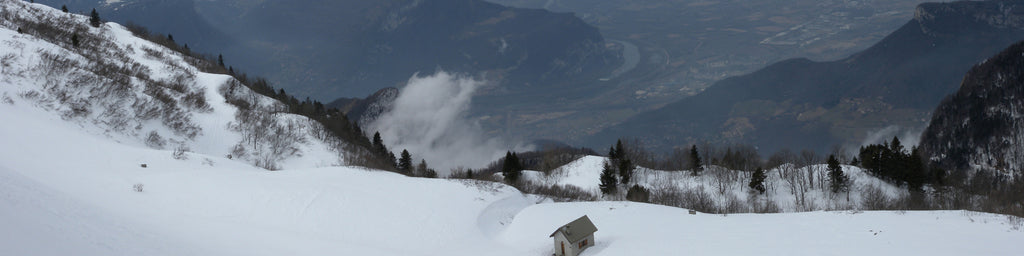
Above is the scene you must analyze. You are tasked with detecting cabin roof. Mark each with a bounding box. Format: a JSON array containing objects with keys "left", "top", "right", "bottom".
[{"left": 549, "top": 215, "right": 598, "bottom": 243}]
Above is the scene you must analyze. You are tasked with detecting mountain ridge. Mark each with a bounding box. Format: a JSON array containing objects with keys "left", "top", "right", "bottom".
[
  {"left": 40, "top": 0, "right": 620, "bottom": 99},
  {"left": 587, "top": 0, "right": 1024, "bottom": 154}
]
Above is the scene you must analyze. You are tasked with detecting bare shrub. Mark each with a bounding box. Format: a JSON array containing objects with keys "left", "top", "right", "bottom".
[
  {"left": 1, "top": 53, "right": 16, "bottom": 74},
  {"left": 650, "top": 185, "right": 717, "bottom": 213},
  {"left": 132, "top": 183, "right": 144, "bottom": 193},
  {"left": 860, "top": 184, "right": 892, "bottom": 210},
  {"left": 172, "top": 144, "right": 189, "bottom": 160},
  {"left": 141, "top": 46, "right": 163, "bottom": 59},
  {"left": 182, "top": 90, "right": 211, "bottom": 112},
  {"left": 752, "top": 198, "right": 781, "bottom": 213},
  {"left": 2, "top": 93, "right": 13, "bottom": 105},
  {"left": 145, "top": 130, "right": 166, "bottom": 149},
  {"left": 718, "top": 193, "right": 747, "bottom": 214},
  {"left": 518, "top": 181, "right": 596, "bottom": 202},
  {"left": 132, "top": 98, "right": 160, "bottom": 120},
  {"left": 626, "top": 184, "right": 651, "bottom": 203}
]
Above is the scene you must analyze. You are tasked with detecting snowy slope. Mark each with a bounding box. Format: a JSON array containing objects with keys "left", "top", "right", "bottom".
[
  {"left": 2, "top": 101, "right": 1022, "bottom": 255},
  {"left": 1, "top": 1, "right": 1021, "bottom": 255},
  {"left": 0, "top": 0, "right": 343, "bottom": 170}
]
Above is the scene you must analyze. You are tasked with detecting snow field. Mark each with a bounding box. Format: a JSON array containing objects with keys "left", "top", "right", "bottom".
[
  {"left": 502, "top": 202, "right": 1023, "bottom": 256},
  {"left": 1, "top": 1, "right": 1022, "bottom": 255}
]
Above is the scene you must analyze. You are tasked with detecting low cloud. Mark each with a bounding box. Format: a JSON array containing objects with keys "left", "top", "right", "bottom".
[
  {"left": 857, "top": 125, "right": 923, "bottom": 150},
  {"left": 368, "top": 71, "right": 532, "bottom": 174}
]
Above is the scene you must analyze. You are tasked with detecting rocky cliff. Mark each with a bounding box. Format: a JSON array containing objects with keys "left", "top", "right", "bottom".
[{"left": 919, "top": 40, "right": 1024, "bottom": 175}]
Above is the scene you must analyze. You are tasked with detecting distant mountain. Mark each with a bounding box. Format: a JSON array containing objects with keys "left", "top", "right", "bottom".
[
  {"left": 327, "top": 87, "right": 400, "bottom": 127},
  {"left": 39, "top": 0, "right": 619, "bottom": 99},
  {"left": 34, "top": 0, "right": 233, "bottom": 50},
  {"left": 587, "top": 0, "right": 1024, "bottom": 154},
  {"left": 919, "top": 41, "right": 1024, "bottom": 175}
]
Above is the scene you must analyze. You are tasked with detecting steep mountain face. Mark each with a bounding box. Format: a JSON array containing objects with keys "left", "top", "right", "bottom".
[
  {"left": 327, "top": 87, "right": 400, "bottom": 127},
  {"left": 919, "top": 41, "right": 1024, "bottom": 175},
  {"left": 588, "top": 0, "right": 1024, "bottom": 154},
  {"left": 39, "top": 0, "right": 619, "bottom": 99}
]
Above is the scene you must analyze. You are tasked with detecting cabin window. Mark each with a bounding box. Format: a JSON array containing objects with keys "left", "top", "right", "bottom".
[{"left": 578, "top": 239, "right": 588, "bottom": 248}]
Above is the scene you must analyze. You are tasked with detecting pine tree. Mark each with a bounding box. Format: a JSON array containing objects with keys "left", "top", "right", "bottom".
[
  {"left": 890, "top": 136, "right": 903, "bottom": 154},
  {"left": 398, "top": 149, "right": 413, "bottom": 174},
  {"left": 218, "top": 54, "right": 225, "bottom": 67},
  {"left": 502, "top": 151, "right": 522, "bottom": 184},
  {"left": 61, "top": 5, "right": 68, "bottom": 13},
  {"left": 388, "top": 151, "right": 397, "bottom": 169},
  {"left": 906, "top": 147, "right": 927, "bottom": 192},
  {"left": 599, "top": 160, "right": 618, "bottom": 195},
  {"left": 416, "top": 159, "right": 428, "bottom": 177},
  {"left": 749, "top": 167, "right": 767, "bottom": 194},
  {"left": 614, "top": 139, "right": 625, "bottom": 161},
  {"left": 89, "top": 9, "right": 101, "bottom": 27},
  {"left": 619, "top": 158, "right": 634, "bottom": 185},
  {"left": 372, "top": 132, "right": 385, "bottom": 154},
  {"left": 17, "top": 27, "right": 22, "bottom": 34},
  {"left": 511, "top": 152, "right": 522, "bottom": 171},
  {"left": 827, "top": 154, "right": 847, "bottom": 194},
  {"left": 71, "top": 34, "right": 79, "bottom": 48},
  {"left": 690, "top": 145, "right": 703, "bottom": 176}
]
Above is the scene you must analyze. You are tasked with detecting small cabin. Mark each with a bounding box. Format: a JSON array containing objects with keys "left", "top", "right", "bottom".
[{"left": 549, "top": 215, "right": 598, "bottom": 256}]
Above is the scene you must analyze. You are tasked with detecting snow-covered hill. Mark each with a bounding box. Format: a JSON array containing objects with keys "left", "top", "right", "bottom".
[
  {"left": 1, "top": 1, "right": 1021, "bottom": 255},
  {"left": 523, "top": 156, "right": 907, "bottom": 212},
  {"left": 0, "top": 0, "right": 344, "bottom": 170}
]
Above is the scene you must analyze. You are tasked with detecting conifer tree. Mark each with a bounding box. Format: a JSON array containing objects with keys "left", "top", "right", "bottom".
[
  {"left": 502, "top": 152, "right": 522, "bottom": 184},
  {"left": 614, "top": 139, "right": 625, "bottom": 161},
  {"left": 416, "top": 159, "right": 428, "bottom": 177},
  {"left": 748, "top": 167, "right": 767, "bottom": 194},
  {"left": 71, "top": 34, "right": 79, "bottom": 47},
  {"left": 388, "top": 151, "right": 397, "bottom": 169},
  {"left": 690, "top": 145, "right": 703, "bottom": 176},
  {"left": 599, "top": 160, "right": 618, "bottom": 195},
  {"left": 61, "top": 5, "right": 68, "bottom": 13},
  {"left": 827, "top": 154, "right": 847, "bottom": 194},
  {"left": 218, "top": 54, "right": 225, "bottom": 67},
  {"left": 89, "top": 9, "right": 100, "bottom": 27},
  {"left": 398, "top": 149, "right": 413, "bottom": 174},
  {"left": 619, "top": 158, "right": 634, "bottom": 185},
  {"left": 372, "top": 132, "right": 385, "bottom": 153}
]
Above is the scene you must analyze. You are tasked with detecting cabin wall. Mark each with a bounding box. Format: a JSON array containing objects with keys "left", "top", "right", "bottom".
[
  {"left": 553, "top": 232, "right": 572, "bottom": 256},
  {"left": 580, "top": 234, "right": 595, "bottom": 252}
]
